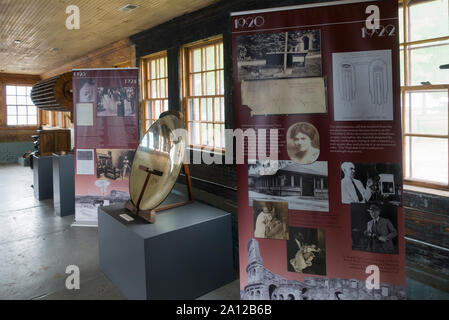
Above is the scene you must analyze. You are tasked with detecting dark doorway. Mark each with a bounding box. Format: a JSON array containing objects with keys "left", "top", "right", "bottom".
[
  {"left": 268, "top": 285, "right": 277, "bottom": 300},
  {"left": 302, "top": 176, "right": 314, "bottom": 196},
  {"left": 302, "top": 36, "right": 310, "bottom": 50}
]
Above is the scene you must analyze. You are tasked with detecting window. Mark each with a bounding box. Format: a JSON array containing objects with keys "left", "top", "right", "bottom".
[
  {"left": 141, "top": 52, "right": 168, "bottom": 132},
  {"left": 5, "top": 85, "right": 37, "bottom": 126},
  {"left": 400, "top": 0, "right": 449, "bottom": 189},
  {"left": 183, "top": 38, "right": 225, "bottom": 151}
]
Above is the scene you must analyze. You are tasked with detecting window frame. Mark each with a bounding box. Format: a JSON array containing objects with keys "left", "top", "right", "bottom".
[
  {"left": 399, "top": 0, "right": 449, "bottom": 190},
  {"left": 140, "top": 51, "right": 169, "bottom": 134},
  {"left": 181, "top": 36, "right": 225, "bottom": 153},
  {"left": 4, "top": 84, "right": 38, "bottom": 128}
]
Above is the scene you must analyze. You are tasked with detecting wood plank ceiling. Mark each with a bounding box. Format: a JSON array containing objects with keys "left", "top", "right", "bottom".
[{"left": 0, "top": 0, "right": 220, "bottom": 75}]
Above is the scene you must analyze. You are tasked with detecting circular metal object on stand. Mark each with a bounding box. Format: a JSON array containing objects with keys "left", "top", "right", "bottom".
[{"left": 129, "top": 112, "right": 186, "bottom": 211}]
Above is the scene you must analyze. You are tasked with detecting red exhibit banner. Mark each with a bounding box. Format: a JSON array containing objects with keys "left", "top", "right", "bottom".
[
  {"left": 73, "top": 68, "right": 139, "bottom": 226},
  {"left": 231, "top": 0, "right": 406, "bottom": 300}
]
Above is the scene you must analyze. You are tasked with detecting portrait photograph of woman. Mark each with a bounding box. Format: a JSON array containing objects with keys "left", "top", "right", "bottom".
[{"left": 286, "top": 122, "right": 320, "bottom": 165}]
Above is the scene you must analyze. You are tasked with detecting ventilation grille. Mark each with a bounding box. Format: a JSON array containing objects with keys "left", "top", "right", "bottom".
[{"left": 118, "top": 4, "right": 139, "bottom": 12}]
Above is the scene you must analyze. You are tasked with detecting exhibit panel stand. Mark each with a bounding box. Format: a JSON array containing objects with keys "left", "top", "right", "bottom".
[
  {"left": 98, "top": 193, "right": 234, "bottom": 300},
  {"left": 52, "top": 153, "right": 75, "bottom": 217},
  {"left": 32, "top": 155, "right": 53, "bottom": 201}
]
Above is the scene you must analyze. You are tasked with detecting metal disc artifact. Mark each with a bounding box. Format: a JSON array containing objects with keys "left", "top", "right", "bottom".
[{"left": 125, "top": 111, "right": 193, "bottom": 223}]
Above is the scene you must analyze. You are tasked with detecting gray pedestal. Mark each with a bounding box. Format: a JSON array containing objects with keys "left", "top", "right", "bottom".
[
  {"left": 98, "top": 193, "right": 234, "bottom": 300},
  {"left": 52, "top": 153, "right": 75, "bottom": 217},
  {"left": 33, "top": 155, "right": 53, "bottom": 201}
]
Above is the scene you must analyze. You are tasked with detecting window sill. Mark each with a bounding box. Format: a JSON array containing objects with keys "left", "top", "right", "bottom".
[{"left": 404, "top": 184, "right": 449, "bottom": 199}]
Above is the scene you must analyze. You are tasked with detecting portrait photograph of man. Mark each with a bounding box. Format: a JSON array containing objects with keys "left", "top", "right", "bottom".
[
  {"left": 351, "top": 203, "right": 399, "bottom": 254},
  {"left": 341, "top": 162, "right": 402, "bottom": 206}
]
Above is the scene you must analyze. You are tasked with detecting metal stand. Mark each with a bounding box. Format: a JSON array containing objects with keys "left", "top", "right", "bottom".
[{"left": 125, "top": 163, "right": 194, "bottom": 224}]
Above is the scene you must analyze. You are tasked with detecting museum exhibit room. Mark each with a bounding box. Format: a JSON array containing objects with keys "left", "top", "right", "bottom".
[{"left": 0, "top": 0, "right": 448, "bottom": 302}]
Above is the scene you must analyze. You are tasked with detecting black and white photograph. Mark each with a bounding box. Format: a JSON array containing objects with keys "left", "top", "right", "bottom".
[
  {"left": 78, "top": 78, "right": 96, "bottom": 103},
  {"left": 237, "top": 29, "right": 322, "bottom": 81},
  {"left": 76, "top": 149, "right": 94, "bottom": 175},
  {"left": 287, "top": 122, "right": 320, "bottom": 165},
  {"left": 97, "top": 87, "right": 136, "bottom": 117},
  {"left": 75, "top": 190, "right": 129, "bottom": 222},
  {"left": 248, "top": 159, "right": 279, "bottom": 176},
  {"left": 96, "top": 149, "right": 135, "bottom": 180},
  {"left": 287, "top": 227, "right": 326, "bottom": 276},
  {"left": 351, "top": 203, "right": 399, "bottom": 255},
  {"left": 242, "top": 238, "right": 405, "bottom": 300},
  {"left": 253, "top": 200, "right": 289, "bottom": 240},
  {"left": 341, "top": 162, "right": 402, "bottom": 206},
  {"left": 249, "top": 160, "right": 329, "bottom": 212}
]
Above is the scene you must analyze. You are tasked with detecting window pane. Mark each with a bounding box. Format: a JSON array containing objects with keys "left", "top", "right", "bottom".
[
  {"left": 27, "top": 96, "right": 33, "bottom": 105},
  {"left": 201, "top": 123, "right": 208, "bottom": 145},
  {"left": 189, "top": 122, "right": 200, "bottom": 146},
  {"left": 7, "top": 105, "right": 16, "bottom": 115},
  {"left": 6, "top": 95, "right": 16, "bottom": 105},
  {"left": 219, "top": 70, "right": 224, "bottom": 95},
  {"left": 160, "top": 58, "right": 165, "bottom": 78},
  {"left": 17, "top": 115, "right": 27, "bottom": 125},
  {"left": 398, "top": 5, "right": 404, "bottom": 43},
  {"left": 17, "top": 96, "right": 27, "bottom": 105},
  {"left": 26, "top": 87, "right": 32, "bottom": 96},
  {"left": 409, "top": 41, "right": 449, "bottom": 85},
  {"left": 405, "top": 136, "right": 411, "bottom": 179},
  {"left": 214, "top": 124, "right": 225, "bottom": 149},
  {"left": 163, "top": 99, "right": 168, "bottom": 112},
  {"left": 200, "top": 98, "right": 207, "bottom": 121},
  {"left": 6, "top": 85, "right": 16, "bottom": 95},
  {"left": 151, "top": 80, "right": 157, "bottom": 98},
  {"left": 404, "top": 92, "right": 410, "bottom": 133},
  {"left": 154, "top": 100, "right": 160, "bottom": 118},
  {"left": 207, "top": 98, "right": 213, "bottom": 122},
  {"left": 409, "top": 0, "right": 449, "bottom": 42},
  {"left": 189, "top": 98, "right": 200, "bottom": 121},
  {"left": 205, "top": 71, "right": 216, "bottom": 95},
  {"left": 208, "top": 123, "right": 214, "bottom": 147},
  {"left": 410, "top": 137, "right": 448, "bottom": 184},
  {"left": 214, "top": 97, "right": 222, "bottom": 122},
  {"left": 192, "top": 49, "right": 202, "bottom": 73},
  {"left": 160, "top": 79, "right": 166, "bottom": 98},
  {"left": 17, "top": 86, "right": 26, "bottom": 96},
  {"left": 7, "top": 116, "right": 17, "bottom": 125},
  {"left": 205, "top": 45, "right": 215, "bottom": 71},
  {"left": 146, "top": 101, "right": 153, "bottom": 120},
  {"left": 151, "top": 60, "right": 156, "bottom": 79},
  {"left": 218, "top": 43, "right": 223, "bottom": 69},
  {"left": 408, "top": 90, "right": 448, "bottom": 135},
  {"left": 17, "top": 105, "right": 27, "bottom": 115},
  {"left": 28, "top": 115, "right": 37, "bottom": 125},
  {"left": 214, "top": 124, "right": 220, "bottom": 148},
  {"left": 28, "top": 105, "right": 37, "bottom": 115},
  {"left": 191, "top": 74, "right": 202, "bottom": 96}
]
